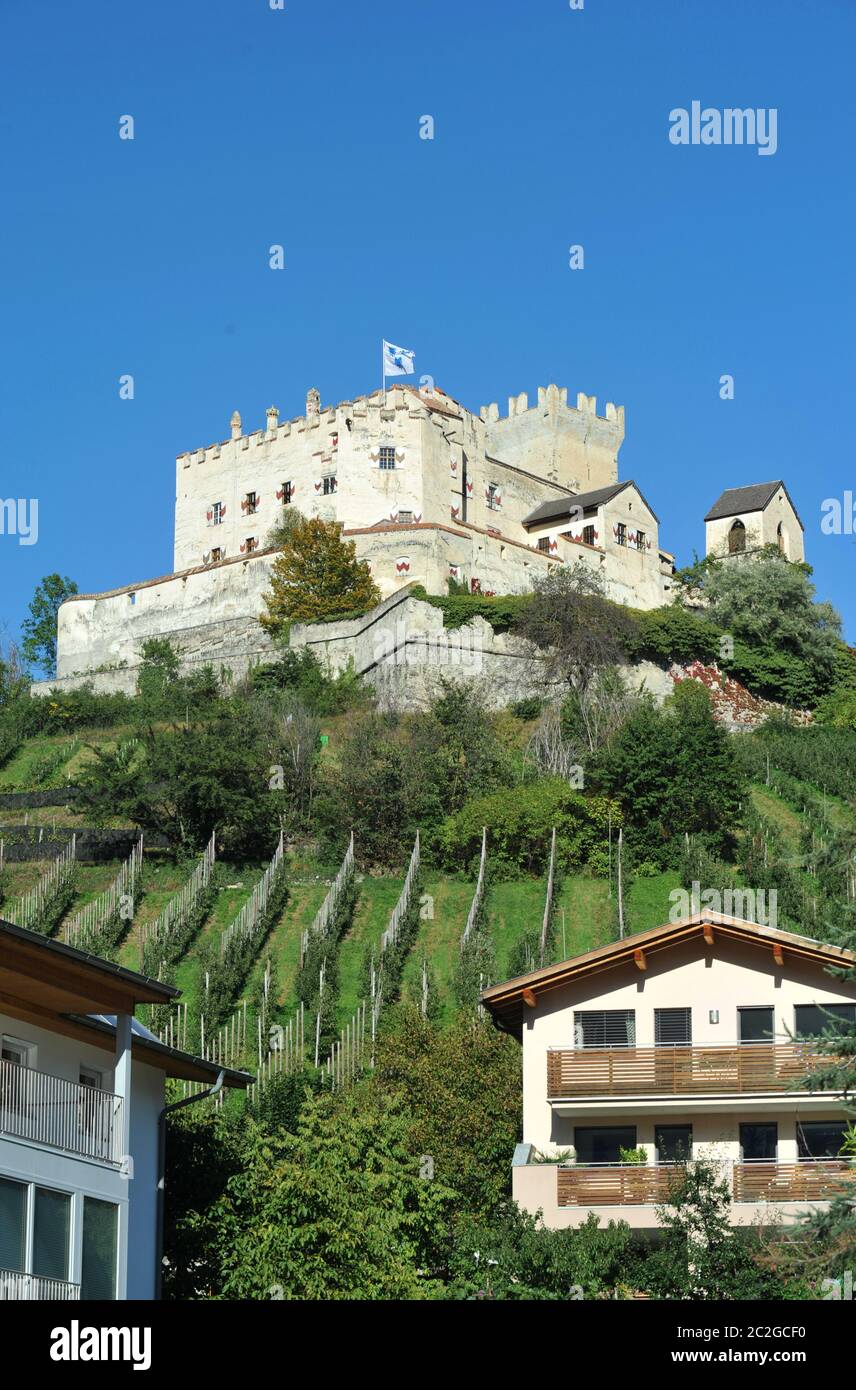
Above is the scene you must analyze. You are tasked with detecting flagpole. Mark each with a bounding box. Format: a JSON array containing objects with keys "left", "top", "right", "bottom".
[{"left": 382, "top": 339, "right": 386, "bottom": 409}]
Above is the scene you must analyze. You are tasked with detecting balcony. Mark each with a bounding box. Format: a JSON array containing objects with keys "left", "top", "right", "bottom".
[
  {"left": 0, "top": 1058, "right": 123, "bottom": 1165},
  {"left": 557, "top": 1162, "right": 683, "bottom": 1207},
  {"left": 733, "top": 1159, "right": 856, "bottom": 1204},
  {"left": 547, "top": 1043, "right": 827, "bottom": 1101},
  {"left": 0, "top": 1269, "right": 80, "bottom": 1300}
]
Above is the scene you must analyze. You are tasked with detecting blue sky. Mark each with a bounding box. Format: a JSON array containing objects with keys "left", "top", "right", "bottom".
[{"left": 1, "top": 0, "right": 855, "bottom": 648}]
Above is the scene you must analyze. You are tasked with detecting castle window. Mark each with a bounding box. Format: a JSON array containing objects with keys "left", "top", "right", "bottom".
[
  {"left": 245, "top": 536, "right": 258, "bottom": 554},
  {"left": 728, "top": 519, "right": 746, "bottom": 554},
  {"left": 379, "top": 447, "right": 396, "bottom": 470},
  {"left": 322, "top": 476, "right": 337, "bottom": 496},
  {"left": 537, "top": 537, "right": 551, "bottom": 554},
  {"left": 616, "top": 523, "right": 627, "bottom": 547},
  {"left": 398, "top": 510, "right": 413, "bottom": 524},
  {"left": 486, "top": 483, "right": 500, "bottom": 511},
  {"left": 129, "top": 592, "right": 136, "bottom": 606},
  {"left": 244, "top": 491, "right": 258, "bottom": 515},
  {"left": 582, "top": 524, "right": 595, "bottom": 546},
  {"left": 211, "top": 547, "right": 223, "bottom": 563},
  {"left": 636, "top": 529, "right": 646, "bottom": 552},
  {"left": 281, "top": 481, "right": 294, "bottom": 504},
  {"left": 212, "top": 501, "right": 224, "bottom": 525}
]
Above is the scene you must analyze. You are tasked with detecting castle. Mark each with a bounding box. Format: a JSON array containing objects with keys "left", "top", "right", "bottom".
[{"left": 40, "top": 382, "right": 805, "bottom": 696}]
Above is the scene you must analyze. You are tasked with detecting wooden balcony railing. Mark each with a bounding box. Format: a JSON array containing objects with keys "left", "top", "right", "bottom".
[
  {"left": 557, "top": 1163, "right": 684, "bottom": 1207},
  {"left": 733, "top": 1160, "right": 856, "bottom": 1204},
  {"left": 0, "top": 1269, "right": 80, "bottom": 1300},
  {"left": 0, "top": 1058, "right": 123, "bottom": 1165},
  {"left": 547, "top": 1044, "right": 826, "bottom": 1099}
]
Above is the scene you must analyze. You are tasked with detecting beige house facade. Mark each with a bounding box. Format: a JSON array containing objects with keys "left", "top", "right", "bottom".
[{"left": 482, "top": 913, "right": 856, "bottom": 1232}]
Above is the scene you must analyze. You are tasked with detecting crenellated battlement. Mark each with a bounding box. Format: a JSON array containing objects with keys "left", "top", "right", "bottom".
[{"left": 479, "top": 383, "right": 624, "bottom": 433}]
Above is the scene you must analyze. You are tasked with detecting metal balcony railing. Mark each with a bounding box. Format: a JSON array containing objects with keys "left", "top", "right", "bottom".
[
  {"left": 0, "top": 1269, "right": 81, "bottom": 1300},
  {"left": 0, "top": 1058, "right": 123, "bottom": 1165},
  {"left": 547, "top": 1043, "right": 828, "bottom": 1099}
]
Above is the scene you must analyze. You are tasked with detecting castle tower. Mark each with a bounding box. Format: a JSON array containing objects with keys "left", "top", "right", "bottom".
[{"left": 479, "top": 385, "right": 624, "bottom": 492}]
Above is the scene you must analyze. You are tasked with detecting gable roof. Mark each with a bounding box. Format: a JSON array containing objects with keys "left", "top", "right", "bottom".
[
  {"left": 522, "top": 481, "right": 660, "bottom": 530},
  {"left": 480, "top": 912, "right": 854, "bottom": 1040},
  {"left": 704, "top": 481, "right": 804, "bottom": 530}
]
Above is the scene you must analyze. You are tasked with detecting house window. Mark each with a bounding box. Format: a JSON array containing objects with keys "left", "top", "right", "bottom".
[
  {"left": 0, "top": 1179, "right": 73, "bottom": 1287},
  {"left": 212, "top": 502, "right": 224, "bottom": 525},
  {"left": 79, "top": 1066, "right": 103, "bottom": 1090},
  {"left": 582, "top": 524, "right": 595, "bottom": 546},
  {"left": 1, "top": 1036, "right": 32, "bottom": 1067},
  {"left": 797, "top": 1121, "right": 848, "bottom": 1161},
  {"left": 322, "top": 476, "right": 337, "bottom": 495},
  {"left": 244, "top": 491, "right": 258, "bottom": 515},
  {"left": 655, "top": 1125, "right": 692, "bottom": 1164},
  {"left": 574, "top": 1126, "right": 637, "bottom": 1165},
  {"left": 537, "top": 537, "right": 551, "bottom": 554},
  {"left": 738, "top": 1006, "right": 775, "bottom": 1043},
  {"left": 655, "top": 1007, "right": 692, "bottom": 1046},
  {"left": 0, "top": 1178, "right": 26, "bottom": 1273},
  {"left": 486, "top": 483, "right": 500, "bottom": 511},
  {"left": 728, "top": 519, "right": 746, "bottom": 554},
  {"left": 740, "top": 1122, "right": 778, "bottom": 1162},
  {"left": 574, "top": 1010, "right": 636, "bottom": 1049},
  {"left": 615, "top": 523, "right": 627, "bottom": 547},
  {"left": 379, "top": 447, "right": 396, "bottom": 470},
  {"left": 81, "top": 1197, "right": 119, "bottom": 1301},
  {"left": 33, "top": 1187, "right": 72, "bottom": 1284},
  {"left": 794, "top": 1003, "right": 856, "bottom": 1039},
  {"left": 282, "top": 481, "right": 294, "bottom": 505}
]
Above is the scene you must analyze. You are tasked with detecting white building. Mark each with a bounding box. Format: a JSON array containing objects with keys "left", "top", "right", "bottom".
[
  {"left": 481, "top": 912, "right": 855, "bottom": 1231},
  {"left": 705, "top": 481, "right": 805, "bottom": 562},
  {"left": 0, "top": 915, "right": 250, "bottom": 1300}
]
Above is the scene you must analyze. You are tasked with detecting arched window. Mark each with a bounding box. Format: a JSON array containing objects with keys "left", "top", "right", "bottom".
[
  {"left": 777, "top": 521, "right": 788, "bottom": 556},
  {"left": 728, "top": 519, "right": 746, "bottom": 554}
]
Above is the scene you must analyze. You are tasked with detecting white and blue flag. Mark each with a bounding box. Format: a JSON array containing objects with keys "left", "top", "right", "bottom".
[{"left": 383, "top": 340, "right": 416, "bottom": 377}]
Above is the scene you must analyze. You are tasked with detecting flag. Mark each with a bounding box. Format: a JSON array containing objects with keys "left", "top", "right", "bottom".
[{"left": 383, "top": 340, "right": 416, "bottom": 377}]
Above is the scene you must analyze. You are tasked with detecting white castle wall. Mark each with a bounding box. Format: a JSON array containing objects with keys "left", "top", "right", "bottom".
[{"left": 481, "top": 386, "right": 624, "bottom": 490}]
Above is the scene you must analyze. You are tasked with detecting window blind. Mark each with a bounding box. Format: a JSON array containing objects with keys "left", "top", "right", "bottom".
[{"left": 575, "top": 1010, "right": 636, "bottom": 1049}]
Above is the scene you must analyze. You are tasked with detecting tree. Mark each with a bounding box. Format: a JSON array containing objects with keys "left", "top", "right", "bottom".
[
  {"left": 196, "top": 1093, "right": 454, "bottom": 1299},
  {"left": 259, "top": 517, "right": 379, "bottom": 632},
  {"left": 20, "top": 574, "right": 78, "bottom": 675},
  {"left": 0, "top": 635, "right": 28, "bottom": 708},
  {"left": 136, "top": 638, "right": 181, "bottom": 709},
  {"left": 644, "top": 1159, "right": 808, "bottom": 1300},
  {"left": 264, "top": 505, "right": 305, "bottom": 551},
  {"left": 591, "top": 681, "right": 744, "bottom": 867},
  {"left": 372, "top": 1006, "right": 521, "bottom": 1216},
  {"left": 681, "top": 548, "right": 842, "bottom": 707},
  {"left": 517, "top": 563, "right": 636, "bottom": 696}
]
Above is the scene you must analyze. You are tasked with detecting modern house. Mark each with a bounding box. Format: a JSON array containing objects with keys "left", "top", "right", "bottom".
[
  {"left": 0, "top": 915, "right": 251, "bottom": 1300},
  {"left": 481, "top": 912, "right": 856, "bottom": 1231}
]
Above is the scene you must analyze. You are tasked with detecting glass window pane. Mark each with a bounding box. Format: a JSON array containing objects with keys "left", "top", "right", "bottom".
[
  {"left": 81, "top": 1198, "right": 118, "bottom": 1301},
  {"left": 794, "top": 1004, "right": 856, "bottom": 1039},
  {"left": 655, "top": 1008, "right": 692, "bottom": 1045},
  {"left": 574, "top": 1126, "right": 637, "bottom": 1164},
  {"left": 0, "top": 1178, "right": 27, "bottom": 1273},
  {"left": 797, "top": 1122, "right": 847, "bottom": 1160},
  {"left": 575, "top": 1010, "right": 636, "bottom": 1048},
  {"left": 33, "top": 1188, "right": 71, "bottom": 1281},
  {"left": 740, "top": 1123, "right": 778, "bottom": 1161},
  {"left": 739, "top": 1007, "right": 774, "bottom": 1043},
  {"left": 656, "top": 1126, "right": 692, "bottom": 1162}
]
